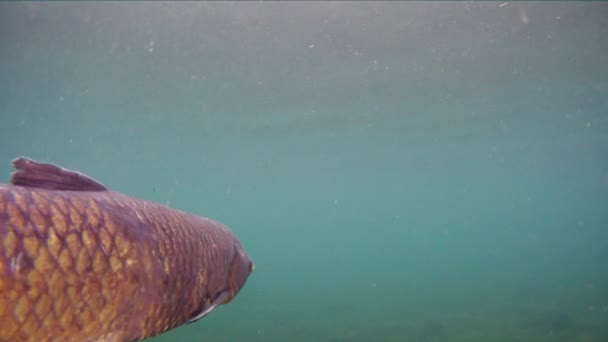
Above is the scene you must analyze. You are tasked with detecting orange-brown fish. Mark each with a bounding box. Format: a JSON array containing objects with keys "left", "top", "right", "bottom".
[{"left": 0, "top": 157, "right": 254, "bottom": 342}]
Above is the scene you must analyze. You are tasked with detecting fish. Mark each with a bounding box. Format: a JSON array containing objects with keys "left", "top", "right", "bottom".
[{"left": 0, "top": 157, "right": 254, "bottom": 342}]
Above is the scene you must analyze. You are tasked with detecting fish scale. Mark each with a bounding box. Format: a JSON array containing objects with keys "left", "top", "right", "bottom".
[
  {"left": 0, "top": 157, "right": 253, "bottom": 342},
  {"left": 1, "top": 189, "right": 134, "bottom": 341}
]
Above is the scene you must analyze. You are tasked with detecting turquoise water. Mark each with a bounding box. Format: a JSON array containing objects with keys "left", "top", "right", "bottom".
[{"left": 1, "top": 2, "right": 607, "bottom": 341}]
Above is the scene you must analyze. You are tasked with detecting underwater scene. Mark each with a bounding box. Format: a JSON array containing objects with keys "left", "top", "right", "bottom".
[{"left": 1, "top": 2, "right": 607, "bottom": 341}]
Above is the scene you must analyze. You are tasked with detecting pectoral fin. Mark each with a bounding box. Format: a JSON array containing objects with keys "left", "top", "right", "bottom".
[{"left": 187, "top": 291, "right": 230, "bottom": 324}]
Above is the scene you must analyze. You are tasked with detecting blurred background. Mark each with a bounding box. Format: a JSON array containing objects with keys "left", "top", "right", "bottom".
[{"left": 1, "top": 2, "right": 607, "bottom": 341}]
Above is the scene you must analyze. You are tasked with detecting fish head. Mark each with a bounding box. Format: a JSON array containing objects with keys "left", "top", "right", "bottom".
[
  {"left": 223, "top": 241, "right": 254, "bottom": 303},
  {"left": 187, "top": 241, "right": 253, "bottom": 324}
]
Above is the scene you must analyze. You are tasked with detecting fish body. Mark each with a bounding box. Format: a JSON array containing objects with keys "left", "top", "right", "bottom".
[{"left": 0, "top": 157, "right": 253, "bottom": 342}]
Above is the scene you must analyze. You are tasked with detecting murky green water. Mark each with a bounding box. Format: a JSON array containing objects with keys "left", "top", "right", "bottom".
[{"left": 1, "top": 2, "right": 607, "bottom": 341}]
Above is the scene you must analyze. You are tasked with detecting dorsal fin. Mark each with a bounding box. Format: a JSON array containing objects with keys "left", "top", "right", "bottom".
[{"left": 10, "top": 157, "right": 107, "bottom": 191}]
